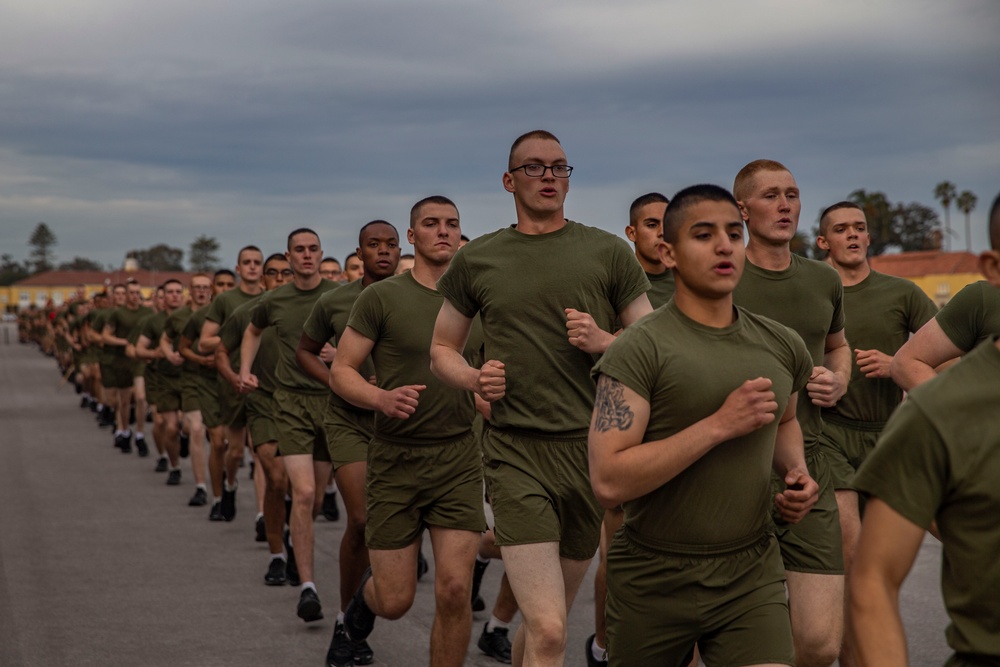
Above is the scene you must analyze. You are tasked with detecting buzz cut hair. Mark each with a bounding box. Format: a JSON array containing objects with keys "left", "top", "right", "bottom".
[
  {"left": 410, "top": 195, "right": 458, "bottom": 228},
  {"left": 358, "top": 220, "right": 399, "bottom": 247},
  {"left": 287, "top": 228, "right": 320, "bottom": 250},
  {"left": 264, "top": 253, "right": 287, "bottom": 267},
  {"left": 628, "top": 192, "right": 670, "bottom": 227},
  {"left": 733, "top": 159, "right": 790, "bottom": 202},
  {"left": 989, "top": 191, "right": 1000, "bottom": 250},
  {"left": 191, "top": 272, "right": 212, "bottom": 284},
  {"left": 321, "top": 257, "right": 340, "bottom": 266},
  {"left": 819, "top": 201, "right": 865, "bottom": 237},
  {"left": 112, "top": 283, "right": 127, "bottom": 292},
  {"left": 508, "top": 130, "right": 561, "bottom": 171},
  {"left": 162, "top": 279, "right": 183, "bottom": 290},
  {"left": 214, "top": 268, "right": 236, "bottom": 279},
  {"left": 237, "top": 245, "right": 262, "bottom": 261},
  {"left": 662, "top": 184, "right": 741, "bottom": 244}
]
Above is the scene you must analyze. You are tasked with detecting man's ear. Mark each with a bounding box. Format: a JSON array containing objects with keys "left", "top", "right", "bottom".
[
  {"left": 816, "top": 235, "right": 830, "bottom": 252},
  {"left": 979, "top": 249, "right": 1000, "bottom": 288},
  {"left": 657, "top": 240, "right": 676, "bottom": 270}
]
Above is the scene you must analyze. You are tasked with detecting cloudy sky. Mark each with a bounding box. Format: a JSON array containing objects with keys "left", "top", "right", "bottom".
[{"left": 2, "top": 0, "right": 998, "bottom": 269}]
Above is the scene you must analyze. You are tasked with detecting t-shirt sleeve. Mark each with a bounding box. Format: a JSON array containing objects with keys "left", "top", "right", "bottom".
[
  {"left": 218, "top": 314, "right": 242, "bottom": 353},
  {"left": 935, "top": 282, "right": 984, "bottom": 352},
  {"left": 301, "top": 296, "right": 332, "bottom": 344},
  {"left": 346, "top": 287, "right": 384, "bottom": 343},
  {"left": 205, "top": 297, "right": 225, "bottom": 325},
  {"left": 907, "top": 284, "right": 938, "bottom": 333},
  {"left": 181, "top": 314, "right": 201, "bottom": 341},
  {"left": 853, "top": 400, "right": 947, "bottom": 531},
  {"left": 788, "top": 329, "right": 813, "bottom": 394},
  {"left": 592, "top": 327, "right": 658, "bottom": 402},
  {"left": 608, "top": 238, "right": 651, "bottom": 315},
  {"left": 829, "top": 278, "right": 846, "bottom": 335},
  {"left": 249, "top": 296, "right": 271, "bottom": 331},
  {"left": 436, "top": 250, "right": 480, "bottom": 318}
]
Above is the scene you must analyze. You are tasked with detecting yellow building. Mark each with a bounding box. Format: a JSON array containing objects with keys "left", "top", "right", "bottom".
[
  {"left": 870, "top": 250, "right": 984, "bottom": 307},
  {"left": 3, "top": 269, "right": 195, "bottom": 313}
]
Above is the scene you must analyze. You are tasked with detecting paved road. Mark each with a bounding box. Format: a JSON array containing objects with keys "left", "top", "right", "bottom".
[{"left": 0, "top": 324, "right": 952, "bottom": 666}]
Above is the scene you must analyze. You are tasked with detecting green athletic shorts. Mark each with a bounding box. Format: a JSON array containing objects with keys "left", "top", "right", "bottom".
[
  {"left": 103, "top": 359, "right": 133, "bottom": 389},
  {"left": 606, "top": 531, "right": 794, "bottom": 667},
  {"left": 482, "top": 426, "right": 602, "bottom": 561},
  {"left": 246, "top": 390, "right": 280, "bottom": 449},
  {"left": 944, "top": 653, "right": 1000, "bottom": 667},
  {"left": 272, "top": 388, "right": 330, "bottom": 462},
  {"left": 772, "top": 446, "right": 845, "bottom": 574},
  {"left": 144, "top": 371, "right": 161, "bottom": 408},
  {"left": 816, "top": 415, "right": 882, "bottom": 491},
  {"left": 365, "top": 431, "right": 486, "bottom": 550},
  {"left": 131, "top": 359, "right": 146, "bottom": 379},
  {"left": 181, "top": 373, "right": 222, "bottom": 427},
  {"left": 155, "top": 373, "right": 183, "bottom": 412},
  {"left": 323, "top": 403, "right": 373, "bottom": 471},
  {"left": 218, "top": 377, "right": 247, "bottom": 429}
]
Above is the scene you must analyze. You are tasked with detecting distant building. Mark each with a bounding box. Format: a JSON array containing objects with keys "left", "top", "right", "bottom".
[
  {"left": 2, "top": 269, "right": 195, "bottom": 312},
  {"left": 870, "top": 250, "right": 983, "bottom": 307}
]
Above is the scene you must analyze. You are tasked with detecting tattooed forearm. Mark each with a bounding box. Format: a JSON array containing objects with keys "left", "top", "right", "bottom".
[{"left": 594, "top": 375, "right": 634, "bottom": 432}]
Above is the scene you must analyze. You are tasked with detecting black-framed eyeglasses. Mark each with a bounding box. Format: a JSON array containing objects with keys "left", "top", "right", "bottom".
[
  {"left": 264, "top": 269, "right": 294, "bottom": 277},
  {"left": 509, "top": 163, "right": 573, "bottom": 178}
]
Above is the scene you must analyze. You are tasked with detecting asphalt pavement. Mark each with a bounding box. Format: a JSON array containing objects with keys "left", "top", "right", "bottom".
[{"left": 0, "top": 323, "right": 952, "bottom": 666}]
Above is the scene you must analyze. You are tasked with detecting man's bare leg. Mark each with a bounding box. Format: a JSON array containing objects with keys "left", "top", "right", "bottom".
[
  {"left": 283, "top": 454, "right": 318, "bottom": 584},
  {"left": 428, "top": 527, "right": 480, "bottom": 667},
  {"left": 787, "top": 570, "right": 843, "bottom": 667},
  {"left": 836, "top": 489, "right": 862, "bottom": 667},
  {"left": 257, "top": 442, "right": 288, "bottom": 557},
  {"left": 503, "top": 541, "right": 592, "bottom": 667},
  {"left": 334, "top": 460, "right": 370, "bottom": 612},
  {"left": 224, "top": 424, "right": 247, "bottom": 487}
]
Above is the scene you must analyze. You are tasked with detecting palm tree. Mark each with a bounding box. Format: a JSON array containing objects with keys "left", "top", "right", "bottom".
[
  {"left": 956, "top": 190, "right": 977, "bottom": 253},
  {"left": 934, "top": 181, "right": 957, "bottom": 251}
]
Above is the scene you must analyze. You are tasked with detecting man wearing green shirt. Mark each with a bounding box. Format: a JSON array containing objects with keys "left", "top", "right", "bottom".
[
  {"left": 103, "top": 282, "right": 153, "bottom": 453},
  {"left": 850, "top": 193, "right": 1000, "bottom": 667},
  {"left": 431, "top": 130, "right": 652, "bottom": 666},
  {"left": 732, "top": 160, "right": 851, "bottom": 667}
]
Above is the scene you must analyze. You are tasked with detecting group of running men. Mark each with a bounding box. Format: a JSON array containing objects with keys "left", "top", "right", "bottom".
[{"left": 29, "top": 129, "right": 1000, "bottom": 667}]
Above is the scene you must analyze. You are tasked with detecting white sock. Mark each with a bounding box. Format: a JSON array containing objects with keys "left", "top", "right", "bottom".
[
  {"left": 135, "top": 433, "right": 144, "bottom": 440},
  {"left": 224, "top": 479, "right": 238, "bottom": 492},
  {"left": 486, "top": 615, "right": 509, "bottom": 633},
  {"left": 197, "top": 483, "right": 207, "bottom": 491},
  {"left": 255, "top": 512, "right": 264, "bottom": 520},
  {"left": 213, "top": 496, "right": 222, "bottom": 504},
  {"left": 325, "top": 484, "right": 336, "bottom": 494},
  {"left": 591, "top": 636, "right": 607, "bottom": 661},
  {"left": 301, "top": 581, "right": 316, "bottom": 592},
  {"left": 337, "top": 611, "right": 345, "bottom": 623},
  {"left": 270, "top": 553, "right": 286, "bottom": 562},
  {"left": 476, "top": 554, "right": 490, "bottom": 565}
]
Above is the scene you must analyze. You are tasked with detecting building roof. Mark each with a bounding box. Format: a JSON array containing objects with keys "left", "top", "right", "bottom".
[
  {"left": 13, "top": 269, "right": 196, "bottom": 289},
  {"left": 870, "top": 250, "right": 981, "bottom": 278}
]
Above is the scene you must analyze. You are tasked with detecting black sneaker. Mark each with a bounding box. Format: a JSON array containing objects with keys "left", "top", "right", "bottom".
[
  {"left": 166, "top": 469, "right": 181, "bottom": 485},
  {"left": 471, "top": 559, "right": 489, "bottom": 611},
  {"left": 208, "top": 501, "right": 224, "bottom": 521},
  {"left": 179, "top": 433, "right": 190, "bottom": 458},
  {"left": 264, "top": 558, "right": 287, "bottom": 586},
  {"left": 114, "top": 433, "right": 126, "bottom": 450},
  {"left": 146, "top": 409, "right": 153, "bottom": 423},
  {"left": 417, "top": 549, "right": 429, "bottom": 581},
  {"left": 89, "top": 399, "right": 98, "bottom": 412},
  {"left": 188, "top": 487, "right": 208, "bottom": 507},
  {"left": 325, "top": 622, "right": 354, "bottom": 667},
  {"left": 344, "top": 567, "right": 376, "bottom": 641},
  {"left": 479, "top": 623, "right": 512, "bottom": 664},
  {"left": 135, "top": 436, "right": 149, "bottom": 458},
  {"left": 221, "top": 484, "right": 237, "bottom": 522},
  {"left": 285, "top": 531, "right": 301, "bottom": 586},
  {"left": 352, "top": 638, "right": 374, "bottom": 666},
  {"left": 297, "top": 587, "right": 323, "bottom": 622},
  {"left": 322, "top": 491, "right": 340, "bottom": 522},
  {"left": 155, "top": 457, "right": 169, "bottom": 473},
  {"left": 119, "top": 432, "right": 132, "bottom": 454},
  {"left": 79, "top": 396, "right": 89, "bottom": 409},
  {"left": 255, "top": 515, "right": 266, "bottom": 542},
  {"left": 584, "top": 634, "right": 608, "bottom": 667}
]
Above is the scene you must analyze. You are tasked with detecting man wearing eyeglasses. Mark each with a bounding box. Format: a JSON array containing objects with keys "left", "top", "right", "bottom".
[
  {"left": 431, "top": 130, "right": 652, "bottom": 666},
  {"left": 240, "top": 229, "right": 341, "bottom": 624},
  {"left": 197, "top": 246, "right": 265, "bottom": 522}
]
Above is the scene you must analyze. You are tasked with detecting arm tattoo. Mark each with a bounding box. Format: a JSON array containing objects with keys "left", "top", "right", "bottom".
[{"left": 594, "top": 375, "right": 635, "bottom": 433}]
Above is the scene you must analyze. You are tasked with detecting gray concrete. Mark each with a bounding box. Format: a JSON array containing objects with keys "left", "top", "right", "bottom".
[{"left": 0, "top": 324, "right": 951, "bottom": 666}]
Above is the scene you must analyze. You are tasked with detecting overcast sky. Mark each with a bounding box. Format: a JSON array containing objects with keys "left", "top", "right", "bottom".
[{"left": 2, "top": 0, "right": 998, "bottom": 270}]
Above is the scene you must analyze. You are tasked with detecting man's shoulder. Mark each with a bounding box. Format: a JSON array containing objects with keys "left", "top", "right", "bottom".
[{"left": 793, "top": 253, "right": 840, "bottom": 283}]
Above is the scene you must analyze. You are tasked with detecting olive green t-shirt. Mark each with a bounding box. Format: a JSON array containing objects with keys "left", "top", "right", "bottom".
[
  {"left": 348, "top": 271, "right": 484, "bottom": 444},
  {"left": 302, "top": 279, "right": 376, "bottom": 410},
  {"left": 89, "top": 308, "right": 114, "bottom": 364},
  {"left": 107, "top": 306, "right": 153, "bottom": 360},
  {"left": 593, "top": 301, "right": 812, "bottom": 555},
  {"left": 250, "top": 279, "right": 340, "bottom": 394},
  {"left": 219, "top": 295, "right": 281, "bottom": 394},
  {"left": 181, "top": 307, "right": 217, "bottom": 380},
  {"left": 645, "top": 270, "right": 675, "bottom": 309},
  {"left": 733, "top": 253, "right": 845, "bottom": 452},
  {"left": 854, "top": 337, "right": 1000, "bottom": 660},
  {"left": 139, "top": 311, "right": 180, "bottom": 378},
  {"left": 437, "top": 220, "right": 650, "bottom": 435},
  {"left": 936, "top": 280, "right": 1000, "bottom": 353},
  {"left": 205, "top": 287, "right": 261, "bottom": 327},
  {"left": 824, "top": 270, "right": 936, "bottom": 425}
]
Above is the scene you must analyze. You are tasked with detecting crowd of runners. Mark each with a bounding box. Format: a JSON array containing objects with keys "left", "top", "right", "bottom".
[{"left": 14, "top": 130, "right": 1000, "bottom": 667}]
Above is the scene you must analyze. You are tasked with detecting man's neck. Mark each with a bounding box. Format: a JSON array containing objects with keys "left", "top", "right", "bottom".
[
  {"left": 411, "top": 257, "right": 449, "bottom": 290},
  {"left": 746, "top": 238, "right": 792, "bottom": 271},
  {"left": 239, "top": 282, "right": 263, "bottom": 296},
  {"left": 826, "top": 258, "right": 871, "bottom": 287},
  {"left": 636, "top": 253, "right": 667, "bottom": 275},
  {"left": 514, "top": 205, "right": 567, "bottom": 236},
  {"left": 673, "top": 288, "right": 735, "bottom": 329},
  {"left": 293, "top": 274, "right": 322, "bottom": 291}
]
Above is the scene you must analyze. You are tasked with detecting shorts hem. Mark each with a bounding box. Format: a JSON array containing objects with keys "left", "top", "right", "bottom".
[{"left": 782, "top": 565, "right": 845, "bottom": 576}]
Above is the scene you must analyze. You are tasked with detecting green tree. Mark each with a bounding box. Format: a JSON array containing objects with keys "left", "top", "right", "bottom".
[
  {"left": 955, "top": 190, "right": 978, "bottom": 253},
  {"left": 790, "top": 231, "right": 813, "bottom": 258},
  {"left": 0, "top": 254, "right": 30, "bottom": 286},
  {"left": 57, "top": 257, "right": 105, "bottom": 271},
  {"left": 28, "top": 222, "right": 57, "bottom": 273},
  {"left": 189, "top": 235, "right": 220, "bottom": 273},
  {"left": 130, "top": 244, "right": 184, "bottom": 271},
  {"left": 934, "top": 181, "right": 957, "bottom": 250},
  {"left": 848, "top": 189, "right": 895, "bottom": 255},
  {"left": 893, "top": 202, "right": 940, "bottom": 252}
]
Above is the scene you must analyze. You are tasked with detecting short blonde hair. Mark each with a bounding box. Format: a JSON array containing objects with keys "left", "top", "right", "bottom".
[{"left": 733, "top": 159, "right": 789, "bottom": 202}]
